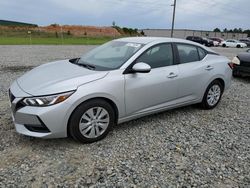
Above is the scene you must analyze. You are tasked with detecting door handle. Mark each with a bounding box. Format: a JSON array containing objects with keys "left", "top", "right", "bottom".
[
  {"left": 205, "top": 65, "right": 214, "bottom": 71},
  {"left": 167, "top": 72, "right": 178, "bottom": 78}
]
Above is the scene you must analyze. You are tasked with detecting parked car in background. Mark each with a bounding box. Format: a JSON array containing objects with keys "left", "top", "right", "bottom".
[
  {"left": 211, "top": 40, "right": 219, "bottom": 47},
  {"left": 9, "top": 37, "right": 232, "bottom": 143},
  {"left": 239, "top": 38, "right": 250, "bottom": 47},
  {"left": 232, "top": 49, "right": 250, "bottom": 77},
  {"left": 186, "top": 36, "right": 213, "bottom": 47},
  {"left": 221, "top": 39, "right": 247, "bottom": 48},
  {"left": 209, "top": 37, "right": 224, "bottom": 44},
  {"left": 204, "top": 37, "right": 214, "bottom": 47},
  {"left": 209, "top": 37, "right": 224, "bottom": 46}
]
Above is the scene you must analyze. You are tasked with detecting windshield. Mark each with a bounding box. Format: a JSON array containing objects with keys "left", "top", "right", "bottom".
[{"left": 78, "top": 41, "right": 143, "bottom": 71}]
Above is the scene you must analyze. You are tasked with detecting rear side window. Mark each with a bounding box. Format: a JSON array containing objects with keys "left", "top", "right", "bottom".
[
  {"left": 176, "top": 44, "right": 199, "bottom": 64},
  {"left": 198, "top": 47, "right": 207, "bottom": 60},
  {"left": 136, "top": 43, "right": 174, "bottom": 68}
]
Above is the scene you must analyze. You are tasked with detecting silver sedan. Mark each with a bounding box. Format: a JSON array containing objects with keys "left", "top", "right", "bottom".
[{"left": 9, "top": 37, "right": 232, "bottom": 143}]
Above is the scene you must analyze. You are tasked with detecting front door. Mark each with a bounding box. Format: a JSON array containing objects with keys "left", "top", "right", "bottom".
[{"left": 124, "top": 43, "right": 179, "bottom": 115}]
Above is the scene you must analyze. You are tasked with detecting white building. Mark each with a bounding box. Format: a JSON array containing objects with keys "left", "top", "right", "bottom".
[{"left": 141, "top": 29, "right": 247, "bottom": 40}]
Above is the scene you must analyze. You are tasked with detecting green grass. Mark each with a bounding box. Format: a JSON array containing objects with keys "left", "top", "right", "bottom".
[{"left": 0, "top": 37, "right": 113, "bottom": 45}]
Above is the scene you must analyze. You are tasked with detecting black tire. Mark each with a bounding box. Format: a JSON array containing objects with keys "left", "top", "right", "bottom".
[
  {"left": 68, "top": 99, "right": 115, "bottom": 143},
  {"left": 236, "top": 44, "right": 241, "bottom": 48},
  {"left": 201, "top": 80, "right": 223, "bottom": 109},
  {"left": 222, "top": 44, "right": 226, "bottom": 47}
]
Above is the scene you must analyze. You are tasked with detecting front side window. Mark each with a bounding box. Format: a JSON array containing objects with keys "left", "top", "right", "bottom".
[
  {"left": 136, "top": 44, "right": 174, "bottom": 68},
  {"left": 79, "top": 41, "right": 143, "bottom": 70},
  {"left": 177, "top": 44, "right": 199, "bottom": 64}
]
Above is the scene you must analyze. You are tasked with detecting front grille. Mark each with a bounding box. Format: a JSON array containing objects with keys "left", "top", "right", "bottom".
[
  {"left": 8, "top": 89, "right": 26, "bottom": 112},
  {"left": 15, "top": 101, "right": 26, "bottom": 111},
  {"left": 8, "top": 89, "right": 15, "bottom": 102}
]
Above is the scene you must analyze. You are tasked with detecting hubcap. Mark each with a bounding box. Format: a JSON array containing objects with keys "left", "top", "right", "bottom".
[
  {"left": 79, "top": 107, "right": 110, "bottom": 138},
  {"left": 207, "top": 85, "right": 221, "bottom": 106}
]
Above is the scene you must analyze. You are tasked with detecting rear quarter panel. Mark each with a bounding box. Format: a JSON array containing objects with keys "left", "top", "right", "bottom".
[{"left": 203, "top": 54, "right": 232, "bottom": 94}]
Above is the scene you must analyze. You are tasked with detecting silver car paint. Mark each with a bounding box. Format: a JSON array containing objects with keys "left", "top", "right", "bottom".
[
  {"left": 9, "top": 37, "right": 232, "bottom": 138},
  {"left": 17, "top": 60, "right": 109, "bottom": 96}
]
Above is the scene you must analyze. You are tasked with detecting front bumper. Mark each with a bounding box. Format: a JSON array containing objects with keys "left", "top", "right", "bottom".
[
  {"left": 9, "top": 81, "right": 71, "bottom": 138},
  {"left": 234, "top": 65, "right": 250, "bottom": 76}
]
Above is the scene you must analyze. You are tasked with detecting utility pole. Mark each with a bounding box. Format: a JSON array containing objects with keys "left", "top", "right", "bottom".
[
  {"left": 171, "top": 0, "right": 177, "bottom": 38},
  {"left": 28, "top": 31, "right": 32, "bottom": 45},
  {"left": 60, "top": 26, "right": 64, "bottom": 44}
]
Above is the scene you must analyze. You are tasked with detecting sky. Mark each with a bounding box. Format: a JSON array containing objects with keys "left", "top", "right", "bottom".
[{"left": 0, "top": 0, "right": 249, "bottom": 30}]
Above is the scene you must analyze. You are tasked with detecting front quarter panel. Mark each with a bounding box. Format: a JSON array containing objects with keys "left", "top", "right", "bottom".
[{"left": 64, "top": 70, "right": 126, "bottom": 121}]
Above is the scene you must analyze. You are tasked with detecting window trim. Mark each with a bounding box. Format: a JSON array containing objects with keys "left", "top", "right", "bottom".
[
  {"left": 197, "top": 47, "right": 207, "bottom": 60},
  {"left": 173, "top": 43, "right": 212, "bottom": 64},
  {"left": 123, "top": 42, "right": 177, "bottom": 74}
]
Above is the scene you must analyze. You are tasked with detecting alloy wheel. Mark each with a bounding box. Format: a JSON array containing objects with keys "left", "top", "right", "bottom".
[
  {"left": 206, "top": 85, "right": 221, "bottom": 106},
  {"left": 79, "top": 107, "right": 110, "bottom": 138}
]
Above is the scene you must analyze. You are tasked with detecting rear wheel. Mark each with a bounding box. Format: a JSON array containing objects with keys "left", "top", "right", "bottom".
[
  {"left": 201, "top": 80, "right": 223, "bottom": 109},
  {"left": 222, "top": 44, "right": 226, "bottom": 47},
  {"left": 69, "top": 99, "right": 115, "bottom": 143}
]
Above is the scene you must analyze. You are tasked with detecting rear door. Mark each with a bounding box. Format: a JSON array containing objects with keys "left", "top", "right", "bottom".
[{"left": 175, "top": 43, "right": 212, "bottom": 102}]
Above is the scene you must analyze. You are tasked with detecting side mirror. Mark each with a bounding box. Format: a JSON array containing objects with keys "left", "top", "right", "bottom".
[{"left": 132, "top": 62, "right": 151, "bottom": 73}]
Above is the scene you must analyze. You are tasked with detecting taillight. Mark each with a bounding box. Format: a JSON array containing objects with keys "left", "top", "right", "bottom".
[
  {"left": 229, "top": 56, "right": 240, "bottom": 69},
  {"left": 228, "top": 63, "right": 236, "bottom": 69}
]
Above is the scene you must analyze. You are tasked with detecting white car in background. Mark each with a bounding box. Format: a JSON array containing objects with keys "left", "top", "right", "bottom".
[{"left": 221, "top": 39, "right": 247, "bottom": 48}]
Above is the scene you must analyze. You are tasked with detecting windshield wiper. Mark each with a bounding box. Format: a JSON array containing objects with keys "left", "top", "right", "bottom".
[
  {"left": 69, "top": 58, "right": 95, "bottom": 70},
  {"left": 77, "top": 63, "right": 96, "bottom": 70}
]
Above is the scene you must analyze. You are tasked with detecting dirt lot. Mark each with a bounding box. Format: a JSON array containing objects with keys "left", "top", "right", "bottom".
[
  {"left": 0, "top": 46, "right": 249, "bottom": 187},
  {"left": 0, "top": 25, "right": 121, "bottom": 37}
]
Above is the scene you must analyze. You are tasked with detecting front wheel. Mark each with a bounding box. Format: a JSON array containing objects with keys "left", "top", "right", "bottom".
[
  {"left": 69, "top": 99, "right": 115, "bottom": 143},
  {"left": 201, "top": 80, "right": 223, "bottom": 109},
  {"left": 222, "top": 44, "right": 226, "bottom": 47},
  {"left": 236, "top": 45, "right": 241, "bottom": 48}
]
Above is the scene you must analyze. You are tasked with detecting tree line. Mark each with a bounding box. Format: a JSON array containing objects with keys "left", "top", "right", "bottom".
[{"left": 213, "top": 28, "right": 250, "bottom": 37}]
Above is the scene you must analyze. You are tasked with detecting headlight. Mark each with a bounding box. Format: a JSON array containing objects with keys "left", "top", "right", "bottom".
[{"left": 22, "top": 91, "right": 74, "bottom": 107}]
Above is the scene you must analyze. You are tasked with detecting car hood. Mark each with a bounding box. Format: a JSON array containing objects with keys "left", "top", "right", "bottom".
[{"left": 17, "top": 60, "right": 109, "bottom": 96}]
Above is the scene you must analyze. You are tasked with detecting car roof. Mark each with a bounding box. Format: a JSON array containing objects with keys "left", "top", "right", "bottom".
[
  {"left": 115, "top": 37, "right": 194, "bottom": 45},
  {"left": 115, "top": 37, "right": 216, "bottom": 53}
]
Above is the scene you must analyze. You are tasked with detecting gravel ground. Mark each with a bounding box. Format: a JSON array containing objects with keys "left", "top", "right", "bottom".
[{"left": 0, "top": 45, "right": 249, "bottom": 187}]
